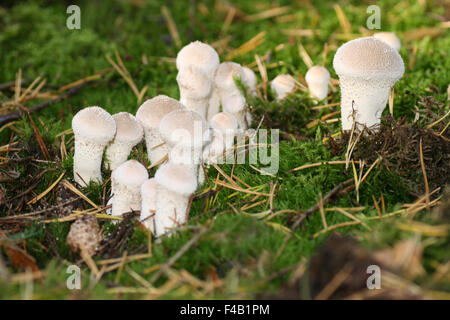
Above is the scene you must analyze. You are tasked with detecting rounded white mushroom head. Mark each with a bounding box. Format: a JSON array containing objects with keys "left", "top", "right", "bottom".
[
  {"left": 155, "top": 163, "right": 197, "bottom": 196},
  {"left": 112, "top": 159, "right": 149, "bottom": 188},
  {"left": 333, "top": 37, "right": 404, "bottom": 82},
  {"left": 305, "top": 66, "right": 331, "bottom": 86},
  {"left": 136, "top": 95, "right": 184, "bottom": 129},
  {"left": 177, "top": 65, "right": 212, "bottom": 99},
  {"left": 159, "top": 109, "right": 211, "bottom": 148},
  {"left": 176, "top": 41, "right": 220, "bottom": 77},
  {"left": 112, "top": 112, "right": 144, "bottom": 145},
  {"left": 210, "top": 112, "right": 238, "bottom": 132},
  {"left": 222, "top": 93, "right": 246, "bottom": 114},
  {"left": 214, "top": 62, "right": 245, "bottom": 91},
  {"left": 72, "top": 106, "right": 116, "bottom": 144},
  {"left": 242, "top": 66, "right": 257, "bottom": 90},
  {"left": 373, "top": 32, "right": 401, "bottom": 52},
  {"left": 270, "top": 74, "right": 296, "bottom": 92},
  {"left": 141, "top": 178, "right": 157, "bottom": 199}
]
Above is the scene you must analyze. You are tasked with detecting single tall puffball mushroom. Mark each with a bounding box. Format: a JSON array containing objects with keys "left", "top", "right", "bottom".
[
  {"left": 177, "top": 65, "right": 212, "bottom": 118},
  {"left": 140, "top": 178, "right": 157, "bottom": 233},
  {"left": 203, "top": 112, "right": 238, "bottom": 165},
  {"left": 136, "top": 95, "right": 183, "bottom": 165},
  {"left": 215, "top": 62, "right": 248, "bottom": 129},
  {"left": 105, "top": 112, "right": 143, "bottom": 171},
  {"left": 110, "top": 160, "right": 148, "bottom": 217},
  {"left": 333, "top": 37, "right": 405, "bottom": 131},
  {"left": 305, "top": 66, "right": 330, "bottom": 102},
  {"left": 242, "top": 66, "right": 257, "bottom": 96},
  {"left": 72, "top": 106, "right": 116, "bottom": 187},
  {"left": 270, "top": 74, "right": 296, "bottom": 101},
  {"left": 176, "top": 41, "right": 220, "bottom": 121},
  {"left": 154, "top": 163, "right": 197, "bottom": 237},
  {"left": 373, "top": 32, "right": 401, "bottom": 52}
]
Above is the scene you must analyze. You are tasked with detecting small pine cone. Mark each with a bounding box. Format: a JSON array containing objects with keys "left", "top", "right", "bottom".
[{"left": 67, "top": 215, "right": 102, "bottom": 257}]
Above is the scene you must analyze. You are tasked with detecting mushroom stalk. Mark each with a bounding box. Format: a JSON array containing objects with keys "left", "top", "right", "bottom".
[{"left": 140, "top": 178, "right": 157, "bottom": 233}]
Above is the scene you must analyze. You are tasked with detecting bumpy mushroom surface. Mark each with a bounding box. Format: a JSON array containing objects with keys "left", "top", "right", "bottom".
[
  {"left": 176, "top": 41, "right": 220, "bottom": 78},
  {"left": 270, "top": 74, "right": 296, "bottom": 101},
  {"left": 305, "top": 66, "right": 330, "bottom": 101},
  {"left": 67, "top": 215, "right": 102, "bottom": 257},
  {"left": 177, "top": 65, "right": 212, "bottom": 118},
  {"left": 154, "top": 163, "right": 197, "bottom": 236},
  {"left": 110, "top": 160, "right": 148, "bottom": 217},
  {"left": 136, "top": 95, "right": 183, "bottom": 165},
  {"left": 333, "top": 37, "right": 404, "bottom": 131},
  {"left": 72, "top": 106, "right": 116, "bottom": 186},
  {"left": 374, "top": 32, "right": 401, "bottom": 52},
  {"left": 105, "top": 112, "right": 143, "bottom": 171}
]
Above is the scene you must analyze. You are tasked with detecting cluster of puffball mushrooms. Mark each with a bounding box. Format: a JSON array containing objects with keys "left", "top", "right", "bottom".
[{"left": 68, "top": 32, "right": 404, "bottom": 248}]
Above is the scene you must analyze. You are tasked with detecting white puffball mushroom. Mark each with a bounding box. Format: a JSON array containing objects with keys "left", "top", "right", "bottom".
[
  {"left": 154, "top": 163, "right": 197, "bottom": 237},
  {"left": 270, "top": 74, "right": 296, "bottom": 101},
  {"left": 136, "top": 95, "right": 183, "bottom": 165},
  {"left": 72, "top": 106, "right": 116, "bottom": 187},
  {"left": 105, "top": 112, "right": 143, "bottom": 171},
  {"left": 176, "top": 41, "right": 220, "bottom": 79},
  {"left": 242, "top": 66, "right": 257, "bottom": 96},
  {"left": 203, "top": 112, "right": 238, "bottom": 165},
  {"left": 215, "top": 62, "right": 248, "bottom": 129},
  {"left": 176, "top": 41, "right": 220, "bottom": 122},
  {"left": 333, "top": 37, "right": 405, "bottom": 132},
  {"left": 373, "top": 32, "right": 401, "bottom": 52},
  {"left": 140, "top": 178, "right": 157, "bottom": 233},
  {"left": 177, "top": 65, "right": 212, "bottom": 118},
  {"left": 110, "top": 160, "right": 149, "bottom": 217},
  {"left": 159, "top": 109, "right": 210, "bottom": 174},
  {"left": 305, "top": 66, "right": 330, "bottom": 102}
]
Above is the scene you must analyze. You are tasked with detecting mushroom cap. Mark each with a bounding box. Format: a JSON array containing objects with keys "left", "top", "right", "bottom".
[
  {"left": 177, "top": 65, "right": 212, "bottom": 99},
  {"left": 141, "top": 178, "right": 157, "bottom": 199},
  {"left": 136, "top": 95, "right": 184, "bottom": 129},
  {"left": 112, "top": 159, "right": 149, "bottom": 188},
  {"left": 271, "top": 74, "right": 296, "bottom": 91},
  {"left": 72, "top": 106, "right": 116, "bottom": 145},
  {"left": 155, "top": 163, "right": 197, "bottom": 195},
  {"left": 112, "top": 112, "right": 144, "bottom": 145},
  {"left": 242, "top": 66, "right": 257, "bottom": 90},
  {"left": 373, "top": 32, "right": 401, "bottom": 51},
  {"left": 222, "top": 93, "right": 246, "bottom": 114},
  {"left": 214, "top": 62, "right": 245, "bottom": 91},
  {"left": 66, "top": 215, "right": 101, "bottom": 256},
  {"left": 305, "top": 66, "right": 331, "bottom": 85},
  {"left": 159, "top": 109, "right": 210, "bottom": 148},
  {"left": 176, "top": 41, "right": 220, "bottom": 77},
  {"left": 333, "top": 37, "right": 404, "bottom": 80},
  {"left": 210, "top": 112, "right": 238, "bottom": 132}
]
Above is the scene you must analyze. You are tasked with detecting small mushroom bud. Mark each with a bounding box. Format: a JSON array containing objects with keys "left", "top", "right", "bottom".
[
  {"left": 242, "top": 66, "right": 257, "bottom": 96},
  {"left": 177, "top": 65, "right": 212, "bottom": 118},
  {"left": 373, "top": 32, "right": 401, "bottom": 52},
  {"left": 333, "top": 37, "right": 405, "bottom": 131},
  {"left": 154, "top": 163, "right": 197, "bottom": 237},
  {"left": 136, "top": 95, "right": 183, "bottom": 165},
  {"left": 110, "top": 160, "right": 149, "bottom": 217},
  {"left": 270, "top": 74, "right": 296, "bottom": 101},
  {"left": 305, "top": 66, "right": 330, "bottom": 102},
  {"left": 140, "top": 178, "right": 157, "bottom": 233},
  {"left": 72, "top": 106, "right": 116, "bottom": 187},
  {"left": 105, "top": 112, "right": 143, "bottom": 171},
  {"left": 203, "top": 112, "right": 238, "bottom": 165},
  {"left": 67, "top": 215, "right": 102, "bottom": 257}
]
